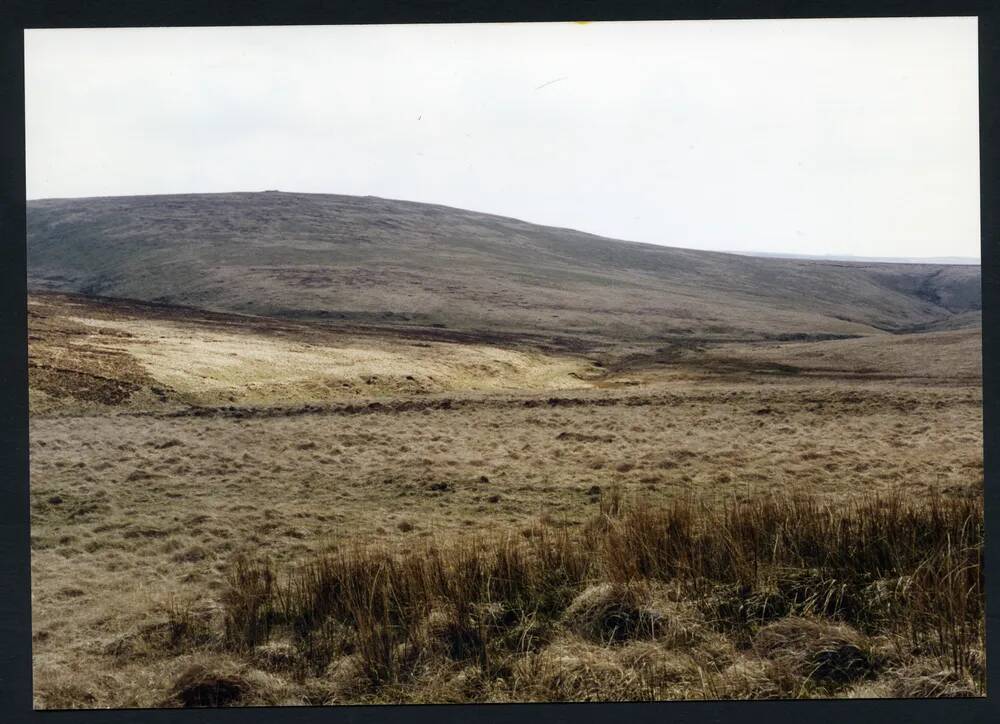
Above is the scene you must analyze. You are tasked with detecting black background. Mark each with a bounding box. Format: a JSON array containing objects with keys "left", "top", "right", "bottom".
[{"left": 1, "top": 2, "right": 996, "bottom": 723}]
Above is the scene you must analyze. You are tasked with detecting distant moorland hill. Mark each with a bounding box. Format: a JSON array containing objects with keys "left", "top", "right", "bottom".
[{"left": 27, "top": 192, "right": 981, "bottom": 345}]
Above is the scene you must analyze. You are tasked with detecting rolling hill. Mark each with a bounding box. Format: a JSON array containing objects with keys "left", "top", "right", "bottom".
[{"left": 26, "top": 191, "right": 981, "bottom": 346}]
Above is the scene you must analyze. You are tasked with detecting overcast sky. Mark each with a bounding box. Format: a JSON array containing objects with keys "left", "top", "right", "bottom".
[{"left": 25, "top": 18, "right": 980, "bottom": 258}]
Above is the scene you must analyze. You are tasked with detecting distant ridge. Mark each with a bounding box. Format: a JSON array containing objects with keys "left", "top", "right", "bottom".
[
  {"left": 729, "top": 251, "right": 980, "bottom": 266},
  {"left": 27, "top": 191, "right": 981, "bottom": 345}
]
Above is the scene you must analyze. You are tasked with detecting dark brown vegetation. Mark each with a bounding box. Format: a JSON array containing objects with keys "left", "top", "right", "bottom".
[{"left": 184, "top": 491, "right": 982, "bottom": 705}]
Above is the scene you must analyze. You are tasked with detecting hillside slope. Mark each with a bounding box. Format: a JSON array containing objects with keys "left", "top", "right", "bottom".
[{"left": 27, "top": 192, "right": 981, "bottom": 344}]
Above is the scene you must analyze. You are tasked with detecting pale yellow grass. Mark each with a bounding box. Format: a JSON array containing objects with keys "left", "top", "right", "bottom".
[{"left": 68, "top": 315, "right": 595, "bottom": 406}]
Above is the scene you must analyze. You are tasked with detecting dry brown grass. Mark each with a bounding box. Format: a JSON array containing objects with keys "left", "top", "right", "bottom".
[
  {"left": 28, "top": 292, "right": 984, "bottom": 708},
  {"left": 183, "top": 492, "right": 981, "bottom": 705}
]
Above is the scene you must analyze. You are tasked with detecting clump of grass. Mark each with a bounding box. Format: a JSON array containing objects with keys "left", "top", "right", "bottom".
[
  {"left": 215, "top": 492, "right": 983, "bottom": 702},
  {"left": 222, "top": 557, "right": 275, "bottom": 650},
  {"left": 752, "top": 616, "right": 879, "bottom": 686},
  {"left": 598, "top": 482, "right": 625, "bottom": 520},
  {"left": 881, "top": 658, "right": 981, "bottom": 698},
  {"left": 166, "top": 662, "right": 251, "bottom": 707},
  {"left": 562, "top": 582, "right": 661, "bottom": 644},
  {"left": 105, "top": 597, "right": 216, "bottom": 663}
]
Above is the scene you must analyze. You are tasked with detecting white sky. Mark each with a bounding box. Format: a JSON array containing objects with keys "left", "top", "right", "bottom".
[{"left": 25, "top": 18, "right": 980, "bottom": 258}]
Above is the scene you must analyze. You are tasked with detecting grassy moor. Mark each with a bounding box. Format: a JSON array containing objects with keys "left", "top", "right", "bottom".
[{"left": 27, "top": 192, "right": 983, "bottom": 707}]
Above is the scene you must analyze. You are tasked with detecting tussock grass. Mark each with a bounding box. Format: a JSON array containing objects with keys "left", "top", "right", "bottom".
[
  {"left": 166, "top": 662, "right": 252, "bottom": 707},
  {"left": 207, "top": 491, "right": 982, "bottom": 703}
]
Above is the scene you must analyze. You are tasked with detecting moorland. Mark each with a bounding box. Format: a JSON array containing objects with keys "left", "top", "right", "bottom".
[{"left": 27, "top": 192, "right": 983, "bottom": 707}]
